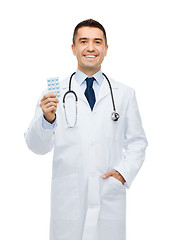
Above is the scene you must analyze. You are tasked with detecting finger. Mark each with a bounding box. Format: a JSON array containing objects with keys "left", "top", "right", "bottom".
[
  {"left": 42, "top": 97, "right": 59, "bottom": 105},
  {"left": 41, "top": 93, "right": 57, "bottom": 101},
  {"left": 102, "top": 170, "right": 115, "bottom": 179},
  {"left": 42, "top": 102, "right": 57, "bottom": 113},
  {"left": 43, "top": 105, "right": 57, "bottom": 114},
  {"left": 41, "top": 97, "right": 59, "bottom": 106},
  {"left": 43, "top": 102, "right": 57, "bottom": 109}
]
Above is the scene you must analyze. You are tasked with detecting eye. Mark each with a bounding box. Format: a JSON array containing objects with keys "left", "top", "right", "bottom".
[
  {"left": 95, "top": 41, "right": 102, "bottom": 45},
  {"left": 81, "top": 40, "right": 87, "bottom": 44}
]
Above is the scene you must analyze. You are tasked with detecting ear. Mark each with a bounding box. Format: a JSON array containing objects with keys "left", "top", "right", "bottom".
[
  {"left": 104, "top": 44, "right": 108, "bottom": 57},
  {"left": 71, "top": 44, "right": 76, "bottom": 56}
]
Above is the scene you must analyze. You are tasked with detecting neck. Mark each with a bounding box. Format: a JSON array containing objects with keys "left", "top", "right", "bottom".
[{"left": 78, "top": 66, "right": 101, "bottom": 77}]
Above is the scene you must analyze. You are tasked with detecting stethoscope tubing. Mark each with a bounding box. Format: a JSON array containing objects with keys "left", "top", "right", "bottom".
[
  {"left": 63, "top": 72, "right": 116, "bottom": 109},
  {"left": 102, "top": 72, "right": 116, "bottom": 112},
  {"left": 62, "top": 72, "right": 120, "bottom": 126}
]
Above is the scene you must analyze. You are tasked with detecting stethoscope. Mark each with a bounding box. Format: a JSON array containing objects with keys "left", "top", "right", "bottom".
[{"left": 63, "top": 72, "right": 120, "bottom": 128}]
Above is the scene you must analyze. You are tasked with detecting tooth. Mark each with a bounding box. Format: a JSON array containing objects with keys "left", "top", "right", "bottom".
[{"left": 86, "top": 55, "right": 95, "bottom": 58}]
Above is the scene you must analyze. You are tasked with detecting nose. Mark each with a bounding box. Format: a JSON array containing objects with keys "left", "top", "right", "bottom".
[{"left": 87, "top": 41, "right": 95, "bottom": 52}]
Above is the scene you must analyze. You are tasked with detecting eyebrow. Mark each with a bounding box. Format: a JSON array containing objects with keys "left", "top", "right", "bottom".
[{"left": 78, "top": 37, "right": 103, "bottom": 42}]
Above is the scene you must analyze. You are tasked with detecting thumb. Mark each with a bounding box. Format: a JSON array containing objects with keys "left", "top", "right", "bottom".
[{"left": 102, "top": 170, "right": 114, "bottom": 179}]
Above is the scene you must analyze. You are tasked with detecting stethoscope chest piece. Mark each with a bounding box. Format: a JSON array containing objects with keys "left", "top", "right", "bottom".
[{"left": 111, "top": 111, "right": 120, "bottom": 121}]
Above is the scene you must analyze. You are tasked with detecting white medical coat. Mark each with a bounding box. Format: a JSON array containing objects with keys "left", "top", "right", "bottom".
[{"left": 25, "top": 75, "right": 148, "bottom": 240}]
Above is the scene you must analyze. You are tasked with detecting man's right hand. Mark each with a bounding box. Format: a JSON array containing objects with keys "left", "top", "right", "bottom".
[{"left": 40, "top": 93, "right": 59, "bottom": 123}]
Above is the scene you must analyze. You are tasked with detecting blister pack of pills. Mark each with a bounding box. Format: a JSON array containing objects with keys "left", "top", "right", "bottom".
[{"left": 47, "top": 77, "right": 60, "bottom": 97}]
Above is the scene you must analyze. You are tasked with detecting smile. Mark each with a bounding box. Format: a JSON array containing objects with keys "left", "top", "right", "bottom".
[{"left": 84, "top": 55, "right": 97, "bottom": 58}]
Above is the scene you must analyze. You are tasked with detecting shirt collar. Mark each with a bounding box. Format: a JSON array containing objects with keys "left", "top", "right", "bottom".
[{"left": 75, "top": 69, "right": 104, "bottom": 86}]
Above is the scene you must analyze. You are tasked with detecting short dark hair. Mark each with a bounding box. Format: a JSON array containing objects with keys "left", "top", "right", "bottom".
[{"left": 73, "top": 19, "right": 107, "bottom": 46}]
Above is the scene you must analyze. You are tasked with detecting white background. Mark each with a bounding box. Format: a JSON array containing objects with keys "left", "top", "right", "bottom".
[{"left": 0, "top": 0, "right": 178, "bottom": 239}]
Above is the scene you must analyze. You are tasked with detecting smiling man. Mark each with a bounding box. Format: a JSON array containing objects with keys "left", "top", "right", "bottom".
[
  {"left": 25, "top": 19, "right": 148, "bottom": 240},
  {"left": 72, "top": 26, "right": 108, "bottom": 76}
]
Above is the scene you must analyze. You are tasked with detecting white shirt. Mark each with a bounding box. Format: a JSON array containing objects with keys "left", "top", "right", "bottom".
[{"left": 74, "top": 69, "right": 104, "bottom": 99}]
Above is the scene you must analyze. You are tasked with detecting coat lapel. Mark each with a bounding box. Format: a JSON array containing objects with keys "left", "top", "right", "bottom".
[
  {"left": 72, "top": 78, "right": 88, "bottom": 104},
  {"left": 60, "top": 75, "right": 119, "bottom": 109},
  {"left": 96, "top": 77, "right": 119, "bottom": 107}
]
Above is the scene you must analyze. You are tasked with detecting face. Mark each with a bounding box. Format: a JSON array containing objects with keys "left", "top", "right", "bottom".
[{"left": 72, "top": 27, "right": 108, "bottom": 76}]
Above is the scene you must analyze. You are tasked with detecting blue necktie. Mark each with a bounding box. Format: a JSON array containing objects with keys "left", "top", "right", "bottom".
[{"left": 84, "top": 77, "right": 96, "bottom": 110}]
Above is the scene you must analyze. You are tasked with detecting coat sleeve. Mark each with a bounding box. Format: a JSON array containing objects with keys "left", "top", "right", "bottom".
[
  {"left": 114, "top": 89, "right": 148, "bottom": 188},
  {"left": 24, "top": 94, "right": 56, "bottom": 155}
]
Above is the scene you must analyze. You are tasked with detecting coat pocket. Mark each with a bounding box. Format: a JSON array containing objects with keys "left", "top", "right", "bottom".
[
  {"left": 100, "top": 176, "right": 126, "bottom": 220},
  {"left": 51, "top": 174, "right": 81, "bottom": 221}
]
